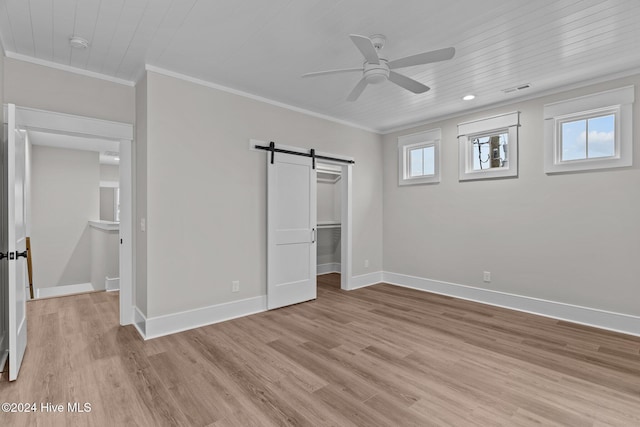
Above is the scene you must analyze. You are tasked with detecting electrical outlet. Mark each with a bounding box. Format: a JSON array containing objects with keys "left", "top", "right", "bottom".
[
  {"left": 483, "top": 271, "right": 491, "bottom": 283},
  {"left": 232, "top": 280, "right": 240, "bottom": 292},
  {"left": 364, "top": 259, "right": 369, "bottom": 268}
]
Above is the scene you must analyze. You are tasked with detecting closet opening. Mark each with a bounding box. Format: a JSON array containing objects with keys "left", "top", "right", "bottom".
[{"left": 316, "top": 163, "right": 343, "bottom": 292}]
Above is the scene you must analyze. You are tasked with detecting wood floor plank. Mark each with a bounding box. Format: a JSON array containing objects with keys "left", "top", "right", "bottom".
[{"left": 1, "top": 274, "right": 639, "bottom": 426}]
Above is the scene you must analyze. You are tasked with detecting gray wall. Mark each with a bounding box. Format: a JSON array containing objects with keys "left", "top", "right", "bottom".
[
  {"left": 4, "top": 57, "right": 134, "bottom": 123},
  {"left": 100, "top": 165, "right": 119, "bottom": 221},
  {"left": 383, "top": 74, "right": 640, "bottom": 316},
  {"left": 140, "top": 71, "right": 383, "bottom": 318},
  {"left": 100, "top": 164, "right": 119, "bottom": 182},
  {"left": 31, "top": 146, "right": 100, "bottom": 287},
  {"left": 100, "top": 188, "right": 116, "bottom": 221},
  {"left": 317, "top": 180, "right": 340, "bottom": 223}
]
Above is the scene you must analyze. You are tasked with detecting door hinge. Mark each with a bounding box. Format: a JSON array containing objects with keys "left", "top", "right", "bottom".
[{"left": 0, "top": 250, "right": 28, "bottom": 260}]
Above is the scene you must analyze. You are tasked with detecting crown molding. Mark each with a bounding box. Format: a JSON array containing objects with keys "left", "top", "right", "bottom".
[
  {"left": 5, "top": 51, "right": 135, "bottom": 87},
  {"left": 144, "top": 64, "right": 379, "bottom": 134}
]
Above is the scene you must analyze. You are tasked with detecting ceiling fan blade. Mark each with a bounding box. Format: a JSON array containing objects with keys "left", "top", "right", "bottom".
[
  {"left": 349, "top": 34, "right": 380, "bottom": 65},
  {"left": 346, "top": 78, "right": 368, "bottom": 102},
  {"left": 302, "top": 68, "right": 362, "bottom": 78},
  {"left": 388, "top": 47, "right": 455, "bottom": 69},
  {"left": 388, "top": 71, "right": 430, "bottom": 94}
]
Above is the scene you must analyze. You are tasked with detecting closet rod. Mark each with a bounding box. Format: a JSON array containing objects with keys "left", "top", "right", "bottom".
[{"left": 256, "top": 141, "right": 355, "bottom": 166}]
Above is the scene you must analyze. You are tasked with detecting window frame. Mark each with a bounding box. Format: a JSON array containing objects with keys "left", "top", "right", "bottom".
[
  {"left": 398, "top": 128, "right": 441, "bottom": 186},
  {"left": 458, "top": 112, "right": 519, "bottom": 181},
  {"left": 544, "top": 86, "right": 634, "bottom": 174}
]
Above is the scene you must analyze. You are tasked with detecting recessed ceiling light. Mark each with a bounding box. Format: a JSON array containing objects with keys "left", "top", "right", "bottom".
[
  {"left": 462, "top": 94, "right": 476, "bottom": 101},
  {"left": 69, "top": 36, "right": 89, "bottom": 49}
]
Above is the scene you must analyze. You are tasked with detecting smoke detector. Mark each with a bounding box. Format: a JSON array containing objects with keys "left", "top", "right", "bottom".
[{"left": 69, "top": 36, "right": 89, "bottom": 49}]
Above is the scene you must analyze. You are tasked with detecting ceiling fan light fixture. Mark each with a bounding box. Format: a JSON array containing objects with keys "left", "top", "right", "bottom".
[
  {"left": 69, "top": 36, "right": 89, "bottom": 49},
  {"left": 462, "top": 94, "right": 476, "bottom": 101},
  {"left": 364, "top": 65, "right": 389, "bottom": 84}
]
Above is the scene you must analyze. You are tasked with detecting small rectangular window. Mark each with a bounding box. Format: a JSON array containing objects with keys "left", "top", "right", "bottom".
[
  {"left": 458, "top": 112, "right": 519, "bottom": 181},
  {"left": 398, "top": 129, "right": 441, "bottom": 186},
  {"left": 544, "top": 86, "right": 633, "bottom": 174}
]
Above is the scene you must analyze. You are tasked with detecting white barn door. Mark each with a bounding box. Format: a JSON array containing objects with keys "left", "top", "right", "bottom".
[
  {"left": 5, "top": 104, "right": 28, "bottom": 381},
  {"left": 267, "top": 152, "right": 317, "bottom": 309}
]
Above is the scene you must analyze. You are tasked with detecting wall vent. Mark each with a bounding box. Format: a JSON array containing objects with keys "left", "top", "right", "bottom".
[{"left": 502, "top": 83, "right": 531, "bottom": 94}]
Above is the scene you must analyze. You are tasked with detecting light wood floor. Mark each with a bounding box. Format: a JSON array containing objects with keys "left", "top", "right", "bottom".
[{"left": 1, "top": 274, "right": 639, "bottom": 426}]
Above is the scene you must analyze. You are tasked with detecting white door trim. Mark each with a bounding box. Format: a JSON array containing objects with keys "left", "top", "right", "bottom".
[
  {"left": 7, "top": 105, "right": 135, "bottom": 325},
  {"left": 10, "top": 106, "right": 132, "bottom": 140}
]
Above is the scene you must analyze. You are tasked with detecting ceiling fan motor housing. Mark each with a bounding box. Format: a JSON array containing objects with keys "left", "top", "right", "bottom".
[{"left": 364, "top": 60, "right": 389, "bottom": 84}]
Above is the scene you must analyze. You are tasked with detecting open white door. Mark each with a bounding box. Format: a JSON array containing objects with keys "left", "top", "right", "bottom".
[
  {"left": 267, "top": 152, "right": 317, "bottom": 309},
  {"left": 5, "top": 104, "right": 28, "bottom": 381}
]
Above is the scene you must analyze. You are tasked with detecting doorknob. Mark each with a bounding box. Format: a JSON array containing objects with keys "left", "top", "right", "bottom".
[
  {"left": 15, "top": 250, "right": 28, "bottom": 259},
  {"left": 0, "top": 252, "right": 8, "bottom": 260}
]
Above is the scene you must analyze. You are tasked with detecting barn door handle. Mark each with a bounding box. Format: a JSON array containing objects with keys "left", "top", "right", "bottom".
[
  {"left": 15, "top": 250, "right": 28, "bottom": 259},
  {"left": 311, "top": 228, "right": 316, "bottom": 243}
]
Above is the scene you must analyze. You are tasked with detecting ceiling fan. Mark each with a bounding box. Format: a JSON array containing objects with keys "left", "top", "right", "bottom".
[{"left": 303, "top": 34, "right": 455, "bottom": 101}]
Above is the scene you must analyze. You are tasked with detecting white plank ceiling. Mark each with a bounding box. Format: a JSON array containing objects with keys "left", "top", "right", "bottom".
[{"left": 1, "top": 0, "right": 639, "bottom": 132}]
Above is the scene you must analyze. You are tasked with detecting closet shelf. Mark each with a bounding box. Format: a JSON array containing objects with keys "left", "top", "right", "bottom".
[{"left": 317, "top": 221, "right": 341, "bottom": 229}]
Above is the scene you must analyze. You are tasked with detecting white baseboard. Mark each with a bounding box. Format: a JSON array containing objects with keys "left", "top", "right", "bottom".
[
  {"left": 129, "top": 272, "right": 638, "bottom": 340},
  {"left": 141, "top": 296, "right": 267, "bottom": 340},
  {"left": 133, "top": 307, "right": 147, "bottom": 339},
  {"left": 317, "top": 263, "right": 341, "bottom": 275},
  {"left": 105, "top": 277, "right": 120, "bottom": 291},
  {"left": 383, "top": 271, "right": 640, "bottom": 337},
  {"left": 35, "top": 282, "right": 98, "bottom": 299},
  {"left": 349, "top": 271, "right": 383, "bottom": 290}
]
